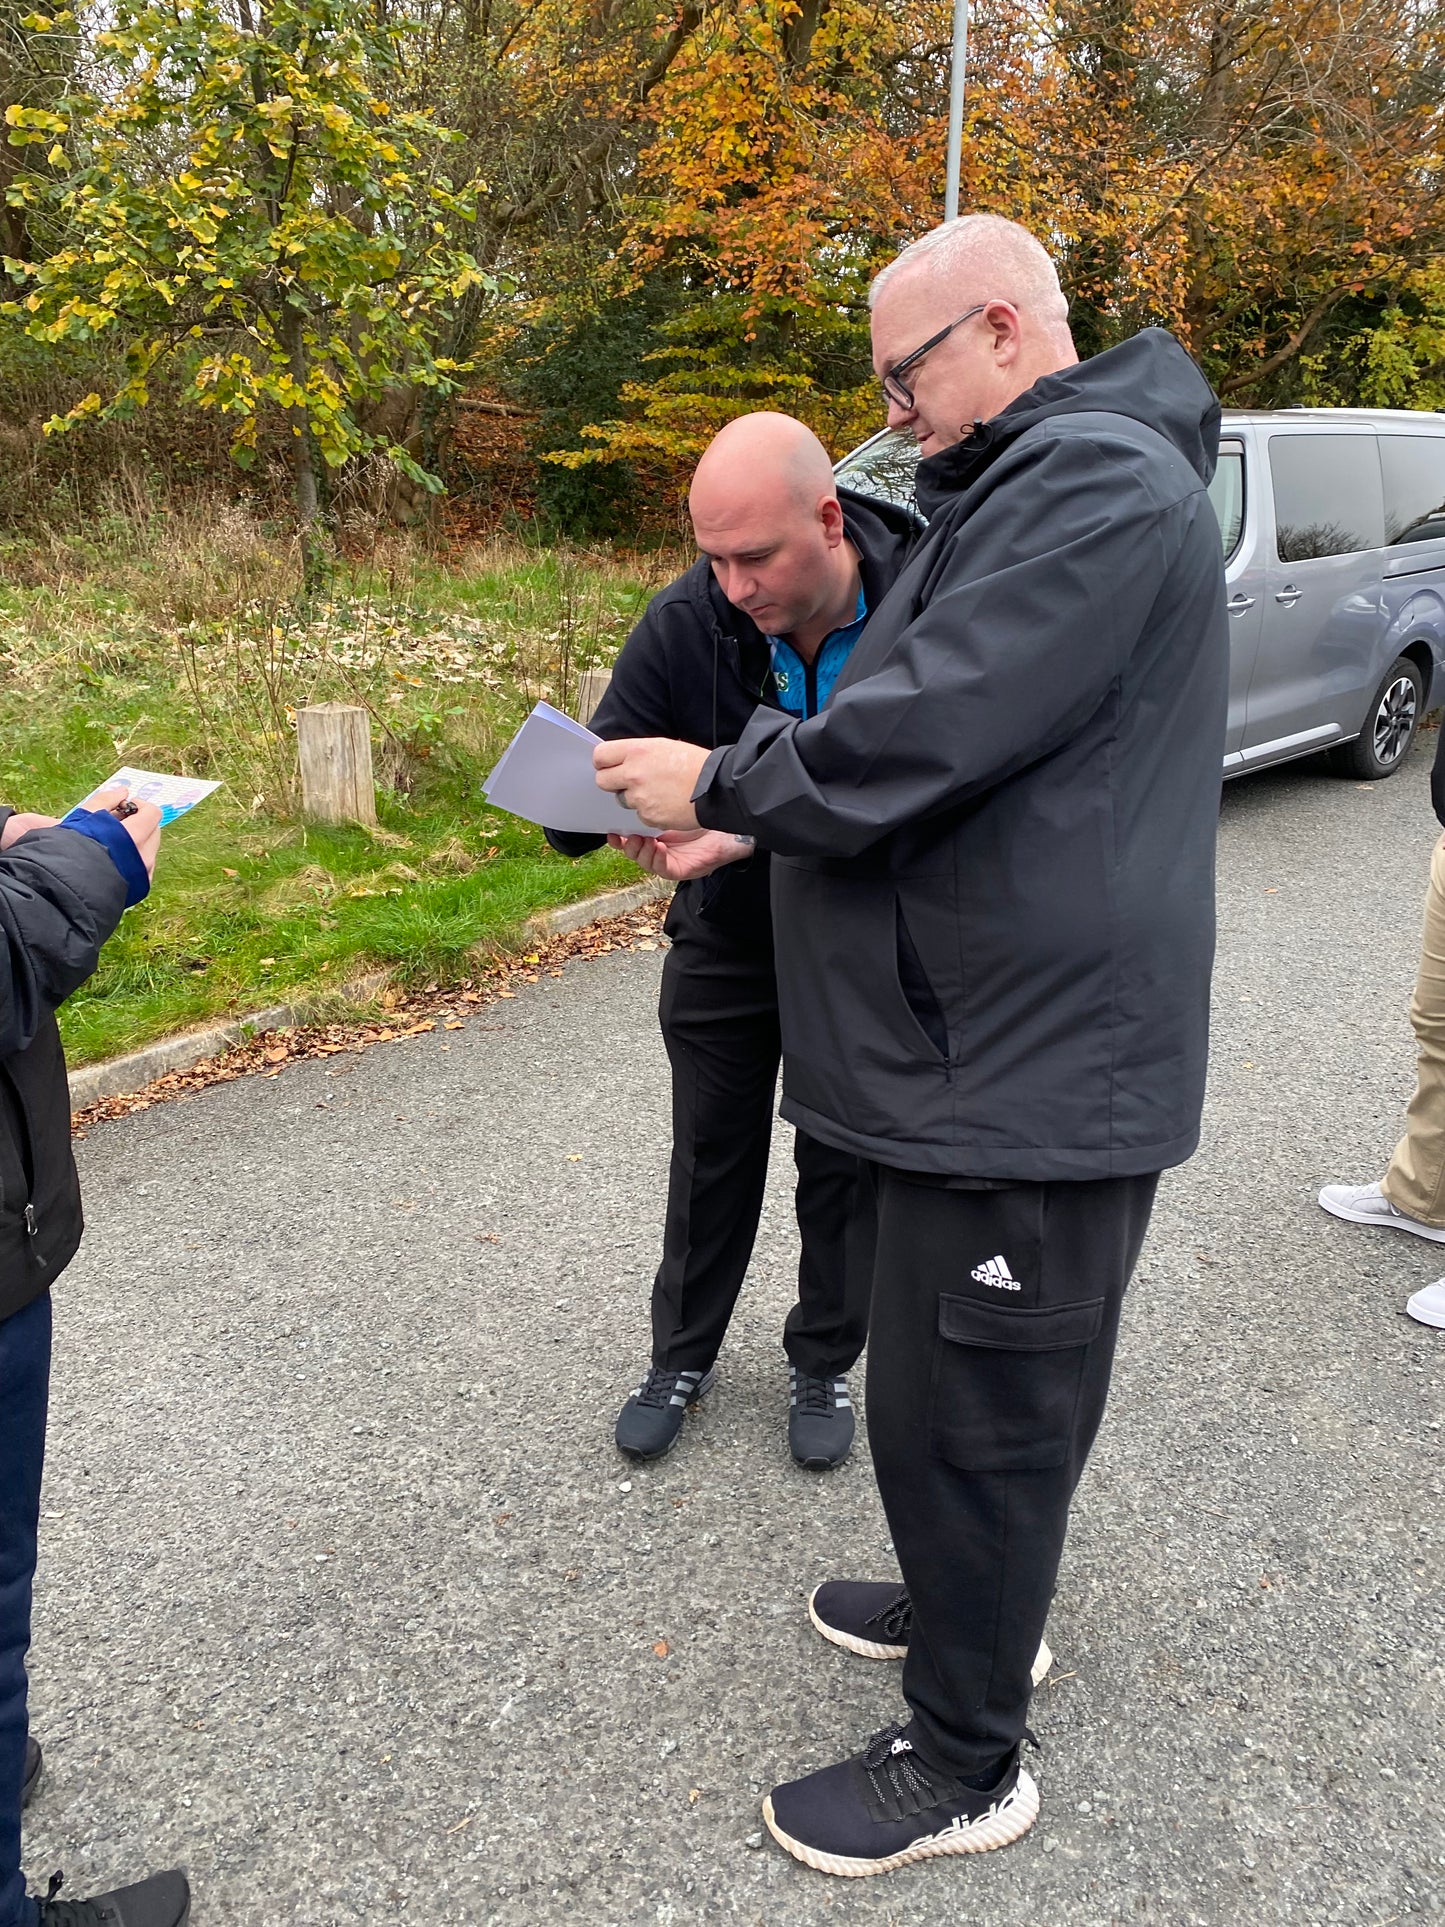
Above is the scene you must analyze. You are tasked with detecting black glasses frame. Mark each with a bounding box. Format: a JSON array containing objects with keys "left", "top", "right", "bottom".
[{"left": 880, "top": 302, "right": 989, "bottom": 410}]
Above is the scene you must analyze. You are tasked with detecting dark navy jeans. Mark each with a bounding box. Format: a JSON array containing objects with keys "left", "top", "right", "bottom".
[{"left": 0, "top": 1293, "right": 49, "bottom": 1927}]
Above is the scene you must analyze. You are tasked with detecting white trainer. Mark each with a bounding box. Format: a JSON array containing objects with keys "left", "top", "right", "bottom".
[
  {"left": 1406, "top": 1281, "right": 1445, "bottom": 1328},
  {"left": 1317, "top": 1181, "right": 1445, "bottom": 1244}
]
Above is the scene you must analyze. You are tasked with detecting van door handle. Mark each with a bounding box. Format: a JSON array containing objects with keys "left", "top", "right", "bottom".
[
  {"left": 1274, "top": 586, "right": 1302, "bottom": 606},
  {"left": 1227, "top": 594, "right": 1256, "bottom": 614}
]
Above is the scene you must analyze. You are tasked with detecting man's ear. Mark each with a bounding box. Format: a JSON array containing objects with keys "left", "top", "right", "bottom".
[
  {"left": 986, "top": 300, "right": 1023, "bottom": 368},
  {"left": 818, "top": 494, "right": 846, "bottom": 547}
]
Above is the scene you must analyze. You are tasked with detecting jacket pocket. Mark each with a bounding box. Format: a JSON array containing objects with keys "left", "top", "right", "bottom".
[
  {"left": 896, "top": 901, "right": 949, "bottom": 1061},
  {"left": 929, "top": 1294, "right": 1105, "bottom": 1472}
]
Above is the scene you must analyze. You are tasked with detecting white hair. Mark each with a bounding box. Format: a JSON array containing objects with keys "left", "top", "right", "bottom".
[{"left": 869, "top": 214, "right": 1070, "bottom": 336}]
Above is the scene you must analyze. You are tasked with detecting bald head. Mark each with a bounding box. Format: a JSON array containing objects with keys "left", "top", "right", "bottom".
[
  {"left": 690, "top": 411, "right": 838, "bottom": 525},
  {"left": 688, "top": 412, "right": 859, "bottom": 656},
  {"left": 870, "top": 215, "right": 1078, "bottom": 457}
]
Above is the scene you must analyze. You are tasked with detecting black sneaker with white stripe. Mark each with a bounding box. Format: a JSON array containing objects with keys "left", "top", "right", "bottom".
[
  {"left": 614, "top": 1363, "right": 716, "bottom": 1459},
  {"left": 763, "top": 1719, "right": 1038, "bottom": 1876},
  {"left": 807, "top": 1581, "right": 1054, "bottom": 1686},
  {"left": 788, "top": 1367, "right": 854, "bottom": 1468}
]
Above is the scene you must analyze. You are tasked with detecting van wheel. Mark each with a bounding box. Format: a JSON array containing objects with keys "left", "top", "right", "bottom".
[{"left": 1330, "top": 656, "right": 1424, "bottom": 780}]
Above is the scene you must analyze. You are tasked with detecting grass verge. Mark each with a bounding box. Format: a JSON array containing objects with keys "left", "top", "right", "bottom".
[{"left": 1, "top": 503, "right": 674, "bottom": 1064}]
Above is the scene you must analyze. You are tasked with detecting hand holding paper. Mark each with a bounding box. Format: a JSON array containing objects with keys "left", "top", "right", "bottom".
[{"left": 591, "top": 738, "right": 709, "bottom": 831}]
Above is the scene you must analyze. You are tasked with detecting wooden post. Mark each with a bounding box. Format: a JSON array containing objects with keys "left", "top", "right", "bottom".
[
  {"left": 575, "top": 668, "right": 613, "bottom": 725},
  {"left": 297, "top": 703, "right": 377, "bottom": 825}
]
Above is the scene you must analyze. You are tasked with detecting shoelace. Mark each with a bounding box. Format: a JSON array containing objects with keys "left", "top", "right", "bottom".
[
  {"left": 864, "top": 1587, "right": 913, "bottom": 1643},
  {"left": 632, "top": 1365, "right": 687, "bottom": 1410},
  {"left": 860, "top": 1723, "right": 940, "bottom": 1814},
  {"left": 791, "top": 1371, "right": 840, "bottom": 1415}
]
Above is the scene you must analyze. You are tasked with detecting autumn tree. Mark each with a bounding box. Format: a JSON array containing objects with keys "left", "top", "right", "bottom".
[
  {"left": 3, "top": 0, "right": 491, "bottom": 571},
  {"left": 1009, "top": 0, "right": 1445, "bottom": 396}
]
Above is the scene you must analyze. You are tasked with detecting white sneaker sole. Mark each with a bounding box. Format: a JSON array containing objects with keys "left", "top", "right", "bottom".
[
  {"left": 806, "top": 1589, "right": 1052, "bottom": 1686},
  {"left": 1318, "top": 1190, "right": 1445, "bottom": 1242},
  {"left": 761, "top": 1767, "right": 1039, "bottom": 1876}
]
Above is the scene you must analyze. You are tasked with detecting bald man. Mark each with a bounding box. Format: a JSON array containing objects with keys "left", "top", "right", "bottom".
[
  {"left": 547, "top": 413, "right": 918, "bottom": 1466},
  {"left": 595, "top": 217, "right": 1229, "bottom": 1873}
]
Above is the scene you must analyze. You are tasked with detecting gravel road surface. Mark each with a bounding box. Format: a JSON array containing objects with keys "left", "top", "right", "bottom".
[{"left": 20, "top": 739, "right": 1445, "bottom": 1926}]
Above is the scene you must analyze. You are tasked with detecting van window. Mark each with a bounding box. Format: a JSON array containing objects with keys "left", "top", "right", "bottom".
[
  {"left": 1381, "top": 435, "right": 1445, "bottom": 546},
  {"left": 1269, "top": 434, "right": 1385, "bottom": 562},
  {"left": 1208, "top": 444, "right": 1245, "bottom": 558}
]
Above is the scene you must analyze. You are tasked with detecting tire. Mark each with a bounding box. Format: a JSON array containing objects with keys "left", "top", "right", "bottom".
[{"left": 1330, "top": 655, "right": 1424, "bottom": 780}]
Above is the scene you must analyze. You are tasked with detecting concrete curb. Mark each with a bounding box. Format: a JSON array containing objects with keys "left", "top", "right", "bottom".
[{"left": 67, "top": 874, "right": 671, "bottom": 1111}]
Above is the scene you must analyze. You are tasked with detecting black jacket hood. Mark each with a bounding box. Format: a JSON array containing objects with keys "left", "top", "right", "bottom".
[{"left": 916, "top": 327, "right": 1221, "bottom": 517}]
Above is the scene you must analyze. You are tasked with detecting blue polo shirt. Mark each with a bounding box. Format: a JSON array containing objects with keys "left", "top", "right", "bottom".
[{"left": 768, "top": 585, "right": 867, "bottom": 720}]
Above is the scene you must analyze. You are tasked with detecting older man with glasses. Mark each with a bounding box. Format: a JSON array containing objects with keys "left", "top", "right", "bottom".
[{"left": 594, "top": 213, "right": 1230, "bottom": 1877}]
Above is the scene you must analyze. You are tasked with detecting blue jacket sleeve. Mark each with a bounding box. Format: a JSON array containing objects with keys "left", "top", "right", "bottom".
[{"left": 59, "top": 808, "right": 152, "bottom": 907}]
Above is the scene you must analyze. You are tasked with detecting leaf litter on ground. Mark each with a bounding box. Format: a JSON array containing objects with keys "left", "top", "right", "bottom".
[{"left": 72, "top": 901, "right": 668, "bottom": 1135}]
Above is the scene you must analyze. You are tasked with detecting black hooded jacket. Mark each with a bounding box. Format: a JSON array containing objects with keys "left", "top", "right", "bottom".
[
  {"left": 0, "top": 811, "right": 128, "bottom": 1322},
  {"left": 545, "top": 489, "right": 920, "bottom": 940},
  {"left": 693, "top": 329, "right": 1230, "bottom": 1179}
]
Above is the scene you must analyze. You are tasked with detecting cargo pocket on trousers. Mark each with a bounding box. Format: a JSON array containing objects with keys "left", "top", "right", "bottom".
[{"left": 929, "top": 1294, "right": 1105, "bottom": 1473}]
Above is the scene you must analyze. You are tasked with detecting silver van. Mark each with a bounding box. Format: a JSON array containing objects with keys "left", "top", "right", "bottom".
[{"left": 835, "top": 408, "right": 1445, "bottom": 781}]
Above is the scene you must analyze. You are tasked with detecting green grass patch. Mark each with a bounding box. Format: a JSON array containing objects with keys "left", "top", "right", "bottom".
[{"left": 0, "top": 513, "right": 670, "bottom": 1064}]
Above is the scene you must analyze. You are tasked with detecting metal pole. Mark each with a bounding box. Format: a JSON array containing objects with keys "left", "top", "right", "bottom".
[{"left": 944, "top": 0, "right": 968, "bottom": 221}]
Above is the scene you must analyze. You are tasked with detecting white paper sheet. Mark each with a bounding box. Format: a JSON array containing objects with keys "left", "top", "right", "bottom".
[{"left": 484, "top": 701, "right": 655, "bottom": 836}]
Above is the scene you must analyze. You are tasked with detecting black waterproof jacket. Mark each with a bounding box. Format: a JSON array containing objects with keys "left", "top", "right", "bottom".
[
  {"left": 545, "top": 489, "right": 920, "bottom": 941},
  {"left": 0, "top": 811, "right": 127, "bottom": 1322},
  {"left": 693, "top": 329, "right": 1230, "bottom": 1180}
]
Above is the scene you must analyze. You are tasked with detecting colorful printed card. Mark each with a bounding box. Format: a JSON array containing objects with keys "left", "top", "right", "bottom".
[{"left": 73, "top": 768, "right": 221, "bottom": 828}]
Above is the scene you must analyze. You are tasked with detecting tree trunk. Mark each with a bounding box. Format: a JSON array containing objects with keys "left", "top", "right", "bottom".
[{"left": 280, "top": 300, "right": 325, "bottom": 589}]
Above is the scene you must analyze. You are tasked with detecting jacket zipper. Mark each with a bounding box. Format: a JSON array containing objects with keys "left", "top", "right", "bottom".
[{"left": 2, "top": 1061, "right": 43, "bottom": 1262}]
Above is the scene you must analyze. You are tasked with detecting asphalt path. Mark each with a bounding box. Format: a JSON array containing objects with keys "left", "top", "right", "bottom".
[{"left": 20, "top": 737, "right": 1445, "bottom": 1926}]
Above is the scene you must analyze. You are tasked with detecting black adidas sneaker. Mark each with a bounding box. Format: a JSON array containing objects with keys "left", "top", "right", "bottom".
[
  {"left": 788, "top": 1368, "right": 854, "bottom": 1468},
  {"left": 807, "top": 1581, "right": 1054, "bottom": 1685},
  {"left": 614, "top": 1363, "right": 716, "bottom": 1459},
  {"left": 763, "top": 1720, "right": 1038, "bottom": 1876}
]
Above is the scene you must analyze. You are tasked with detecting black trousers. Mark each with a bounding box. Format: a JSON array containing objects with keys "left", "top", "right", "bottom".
[
  {"left": 650, "top": 904, "right": 874, "bottom": 1378},
  {"left": 865, "top": 1165, "right": 1159, "bottom": 1775}
]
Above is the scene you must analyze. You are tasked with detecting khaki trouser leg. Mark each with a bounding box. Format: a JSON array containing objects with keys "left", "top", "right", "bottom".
[{"left": 1382, "top": 836, "right": 1445, "bottom": 1226}]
